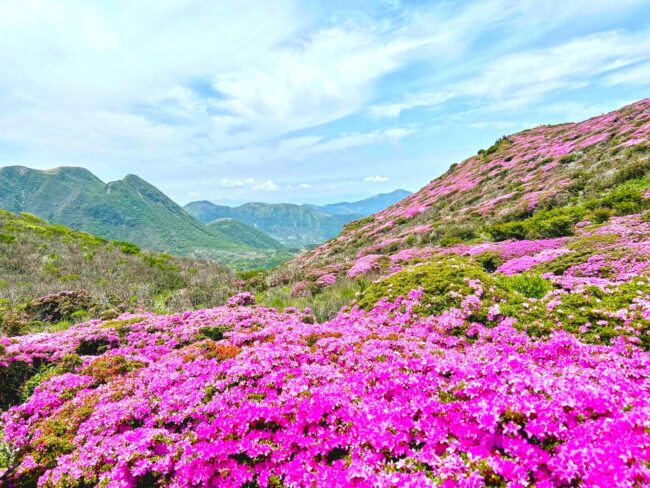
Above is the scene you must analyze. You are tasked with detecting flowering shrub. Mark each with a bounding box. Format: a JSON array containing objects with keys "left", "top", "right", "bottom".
[
  {"left": 497, "top": 248, "right": 571, "bottom": 275},
  {"left": 289, "top": 281, "right": 311, "bottom": 298},
  {"left": 346, "top": 254, "right": 383, "bottom": 278},
  {"left": 227, "top": 292, "right": 255, "bottom": 307},
  {"left": 315, "top": 274, "right": 337, "bottom": 287}
]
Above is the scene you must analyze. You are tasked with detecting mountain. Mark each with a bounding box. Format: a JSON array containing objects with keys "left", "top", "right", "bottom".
[
  {"left": 183, "top": 190, "right": 409, "bottom": 247},
  {"left": 285, "top": 98, "right": 650, "bottom": 281},
  {"left": 207, "top": 218, "right": 285, "bottom": 250},
  {"left": 184, "top": 201, "right": 364, "bottom": 247},
  {"left": 309, "top": 189, "right": 412, "bottom": 215},
  {"left": 0, "top": 166, "right": 279, "bottom": 264}
]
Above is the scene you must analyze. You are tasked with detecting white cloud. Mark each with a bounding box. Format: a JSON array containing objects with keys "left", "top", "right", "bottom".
[
  {"left": 604, "top": 61, "right": 650, "bottom": 86},
  {"left": 364, "top": 176, "right": 389, "bottom": 183},
  {"left": 370, "top": 92, "right": 454, "bottom": 118},
  {"left": 209, "top": 127, "right": 414, "bottom": 166},
  {"left": 298, "top": 183, "right": 313, "bottom": 189},
  {"left": 252, "top": 179, "right": 279, "bottom": 191},
  {"left": 188, "top": 191, "right": 201, "bottom": 197},
  {"left": 461, "top": 31, "right": 650, "bottom": 102},
  {"left": 219, "top": 178, "right": 246, "bottom": 188}
]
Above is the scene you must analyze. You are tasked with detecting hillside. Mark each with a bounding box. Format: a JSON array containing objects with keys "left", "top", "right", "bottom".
[
  {"left": 185, "top": 201, "right": 364, "bottom": 247},
  {"left": 207, "top": 218, "right": 285, "bottom": 250},
  {"left": 282, "top": 99, "right": 650, "bottom": 282},
  {"left": 0, "top": 210, "right": 237, "bottom": 336},
  {"left": 3, "top": 100, "right": 650, "bottom": 487},
  {"left": 0, "top": 167, "right": 266, "bottom": 264}
]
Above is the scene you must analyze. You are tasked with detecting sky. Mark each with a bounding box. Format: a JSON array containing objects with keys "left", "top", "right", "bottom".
[{"left": 1, "top": 0, "right": 650, "bottom": 205}]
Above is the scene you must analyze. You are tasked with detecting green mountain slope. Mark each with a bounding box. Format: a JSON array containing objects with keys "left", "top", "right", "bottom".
[
  {"left": 185, "top": 201, "right": 363, "bottom": 247},
  {"left": 207, "top": 218, "right": 285, "bottom": 250},
  {"left": 0, "top": 166, "right": 251, "bottom": 261}
]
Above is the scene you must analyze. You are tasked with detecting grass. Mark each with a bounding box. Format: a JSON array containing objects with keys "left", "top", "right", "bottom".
[{"left": 257, "top": 279, "right": 366, "bottom": 322}]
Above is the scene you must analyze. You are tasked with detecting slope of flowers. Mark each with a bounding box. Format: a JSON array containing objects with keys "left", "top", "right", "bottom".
[
  {"left": 285, "top": 99, "right": 650, "bottom": 282},
  {"left": 3, "top": 280, "right": 650, "bottom": 487}
]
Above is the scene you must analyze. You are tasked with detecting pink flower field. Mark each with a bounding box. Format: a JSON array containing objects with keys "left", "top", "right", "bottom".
[{"left": 3, "top": 281, "right": 650, "bottom": 487}]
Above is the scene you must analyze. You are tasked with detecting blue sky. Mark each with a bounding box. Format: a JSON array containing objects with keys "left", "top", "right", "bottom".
[{"left": 1, "top": 0, "right": 649, "bottom": 205}]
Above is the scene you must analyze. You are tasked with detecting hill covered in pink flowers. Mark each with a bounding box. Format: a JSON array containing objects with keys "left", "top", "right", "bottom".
[
  {"left": 284, "top": 99, "right": 650, "bottom": 284},
  {"left": 2, "top": 99, "right": 650, "bottom": 487}
]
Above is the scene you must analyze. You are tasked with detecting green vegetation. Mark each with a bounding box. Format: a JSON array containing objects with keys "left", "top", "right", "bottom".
[
  {"left": 207, "top": 218, "right": 284, "bottom": 250},
  {"left": 356, "top": 256, "right": 493, "bottom": 314},
  {"left": 257, "top": 279, "right": 366, "bottom": 322},
  {"left": 478, "top": 135, "right": 512, "bottom": 157},
  {"left": 0, "top": 211, "right": 237, "bottom": 336}
]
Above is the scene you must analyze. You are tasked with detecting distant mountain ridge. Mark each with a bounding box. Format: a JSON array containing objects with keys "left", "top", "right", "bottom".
[
  {"left": 0, "top": 166, "right": 281, "bottom": 264},
  {"left": 184, "top": 190, "right": 411, "bottom": 247},
  {"left": 307, "top": 189, "right": 412, "bottom": 215}
]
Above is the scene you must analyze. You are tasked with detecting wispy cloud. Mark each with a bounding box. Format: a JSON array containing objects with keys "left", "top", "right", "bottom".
[
  {"left": 363, "top": 176, "right": 389, "bottom": 183},
  {"left": 0, "top": 0, "right": 649, "bottom": 204}
]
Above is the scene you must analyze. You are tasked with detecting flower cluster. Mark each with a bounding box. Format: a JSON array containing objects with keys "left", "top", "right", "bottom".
[{"left": 227, "top": 292, "right": 255, "bottom": 307}]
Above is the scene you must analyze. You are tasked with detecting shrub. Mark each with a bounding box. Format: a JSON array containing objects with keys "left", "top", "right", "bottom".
[
  {"left": 27, "top": 290, "right": 94, "bottom": 323},
  {"left": 497, "top": 273, "right": 552, "bottom": 299},
  {"left": 117, "top": 241, "right": 141, "bottom": 255},
  {"left": 356, "top": 256, "right": 493, "bottom": 315},
  {"left": 487, "top": 207, "right": 584, "bottom": 241},
  {"left": 476, "top": 251, "right": 503, "bottom": 273},
  {"left": 612, "top": 160, "right": 650, "bottom": 184},
  {"left": 591, "top": 208, "right": 612, "bottom": 224},
  {"left": 599, "top": 179, "right": 647, "bottom": 215}
]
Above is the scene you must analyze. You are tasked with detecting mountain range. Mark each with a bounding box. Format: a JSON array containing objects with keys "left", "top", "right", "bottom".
[
  {"left": 0, "top": 165, "right": 408, "bottom": 265},
  {"left": 0, "top": 166, "right": 285, "bottom": 264},
  {"left": 183, "top": 190, "right": 410, "bottom": 247}
]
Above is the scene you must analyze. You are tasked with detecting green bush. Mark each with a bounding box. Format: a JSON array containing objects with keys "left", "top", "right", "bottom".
[
  {"left": 476, "top": 251, "right": 503, "bottom": 273},
  {"left": 487, "top": 221, "right": 528, "bottom": 241},
  {"left": 487, "top": 207, "right": 584, "bottom": 241},
  {"left": 117, "top": 241, "right": 141, "bottom": 255},
  {"left": 356, "top": 256, "right": 493, "bottom": 315},
  {"left": 599, "top": 179, "right": 647, "bottom": 215},
  {"left": 590, "top": 208, "right": 612, "bottom": 224},
  {"left": 497, "top": 273, "right": 551, "bottom": 299},
  {"left": 612, "top": 160, "right": 650, "bottom": 184}
]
